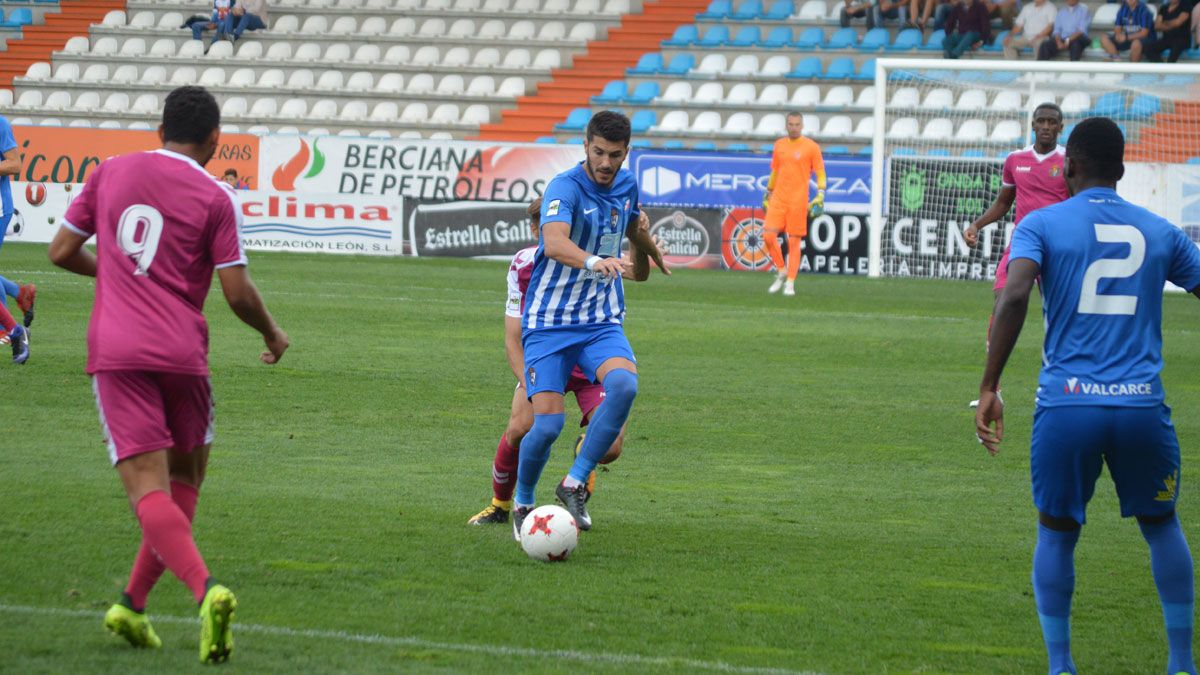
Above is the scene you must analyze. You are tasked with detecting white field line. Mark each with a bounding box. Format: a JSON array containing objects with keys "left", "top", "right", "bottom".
[{"left": 0, "top": 603, "right": 821, "bottom": 675}]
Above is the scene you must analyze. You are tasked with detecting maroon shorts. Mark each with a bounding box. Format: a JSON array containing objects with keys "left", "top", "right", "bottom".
[
  {"left": 92, "top": 371, "right": 214, "bottom": 465},
  {"left": 993, "top": 245, "right": 1011, "bottom": 291},
  {"left": 566, "top": 373, "right": 605, "bottom": 425}
]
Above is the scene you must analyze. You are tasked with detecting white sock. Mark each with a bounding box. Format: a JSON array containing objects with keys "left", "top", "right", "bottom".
[
  {"left": 562, "top": 476, "right": 583, "bottom": 489},
  {"left": 515, "top": 502, "right": 534, "bottom": 511}
]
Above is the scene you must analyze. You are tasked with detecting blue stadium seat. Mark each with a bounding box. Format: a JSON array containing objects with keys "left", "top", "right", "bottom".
[
  {"left": 730, "top": 25, "right": 760, "bottom": 46},
  {"left": 631, "top": 139, "right": 653, "bottom": 149},
  {"left": 627, "top": 81, "right": 659, "bottom": 103},
  {"left": 889, "top": 28, "right": 922, "bottom": 50},
  {"left": 732, "top": 0, "right": 763, "bottom": 19},
  {"left": 1163, "top": 73, "right": 1195, "bottom": 86},
  {"left": 961, "top": 149, "right": 986, "bottom": 158},
  {"left": 663, "top": 25, "right": 698, "bottom": 46},
  {"left": 923, "top": 69, "right": 953, "bottom": 81},
  {"left": 982, "top": 30, "right": 1007, "bottom": 51},
  {"left": 592, "top": 80, "right": 627, "bottom": 104},
  {"left": 822, "top": 57, "right": 855, "bottom": 79},
  {"left": 760, "top": 143, "right": 775, "bottom": 154},
  {"left": 662, "top": 140, "right": 686, "bottom": 150},
  {"left": 823, "top": 145, "right": 849, "bottom": 154},
  {"left": 926, "top": 149, "right": 950, "bottom": 157},
  {"left": 853, "top": 58, "right": 875, "bottom": 80},
  {"left": 698, "top": 0, "right": 732, "bottom": 18},
  {"left": 787, "top": 55, "right": 823, "bottom": 79},
  {"left": 536, "top": 136, "right": 558, "bottom": 144},
  {"left": 764, "top": 0, "right": 795, "bottom": 19},
  {"left": 664, "top": 53, "right": 696, "bottom": 74},
  {"left": 1128, "top": 94, "right": 1161, "bottom": 119},
  {"left": 0, "top": 8, "right": 32, "bottom": 26},
  {"left": 554, "top": 108, "right": 591, "bottom": 131},
  {"left": 1188, "top": 157, "right": 1200, "bottom": 165},
  {"left": 728, "top": 143, "right": 752, "bottom": 151},
  {"left": 1088, "top": 91, "right": 1127, "bottom": 117},
  {"left": 856, "top": 146, "right": 873, "bottom": 156},
  {"left": 893, "top": 147, "right": 916, "bottom": 156},
  {"left": 1062, "top": 123, "right": 1075, "bottom": 140},
  {"left": 698, "top": 25, "right": 731, "bottom": 46},
  {"left": 987, "top": 70, "right": 1018, "bottom": 84},
  {"left": 628, "top": 52, "right": 663, "bottom": 74},
  {"left": 763, "top": 26, "right": 794, "bottom": 47},
  {"left": 1125, "top": 73, "right": 1159, "bottom": 87},
  {"left": 631, "top": 110, "right": 657, "bottom": 133},
  {"left": 794, "top": 26, "right": 824, "bottom": 49},
  {"left": 827, "top": 27, "right": 858, "bottom": 49},
  {"left": 956, "top": 70, "right": 987, "bottom": 83},
  {"left": 920, "top": 29, "right": 945, "bottom": 50},
  {"left": 859, "top": 27, "right": 889, "bottom": 50},
  {"left": 693, "top": 141, "right": 718, "bottom": 150}
]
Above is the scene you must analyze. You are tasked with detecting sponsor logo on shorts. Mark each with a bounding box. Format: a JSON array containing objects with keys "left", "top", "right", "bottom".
[
  {"left": 1063, "top": 377, "right": 1152, "bottom": 396},
  {"left": 1156, "top": 470, "right": 1180, "bottom": 502}
]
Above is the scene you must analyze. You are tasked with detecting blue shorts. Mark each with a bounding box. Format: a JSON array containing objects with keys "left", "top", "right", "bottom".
[
  {"left": 521, "top": 323, "right": 635, "bottom": 397},
  {"left": 1031, "top": 404, "right": 1181, "bottom": 525}
]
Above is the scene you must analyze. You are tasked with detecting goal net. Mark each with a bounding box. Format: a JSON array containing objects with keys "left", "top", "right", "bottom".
[{"left": 868, "top": 58, "right": 1200, "bottom": 280}]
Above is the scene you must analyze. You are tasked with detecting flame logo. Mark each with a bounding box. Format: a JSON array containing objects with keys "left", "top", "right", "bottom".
[{"left": 271, "top": 139, "right": 325, "bottom": 191}]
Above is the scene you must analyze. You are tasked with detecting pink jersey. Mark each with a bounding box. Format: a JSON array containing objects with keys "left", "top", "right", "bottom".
[
  {"left": 63, "top": 149, "right": 247, "bottom": 376},
  {"left": 506, "top": 245, "right": 590, "bottom": 384},
  {"left": 1002, "top": 145, "right": 1069, "bottom": 225}
]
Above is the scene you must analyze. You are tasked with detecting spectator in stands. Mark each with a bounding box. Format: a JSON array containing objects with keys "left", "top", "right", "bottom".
[
  {"left": 840, "top": 0, "right": 876, "bottom": 27},
  {"left": 873, "top": 0, "right": 910, "bottom": 27},
  {"left": 1003, "top": 0, "right": 1057, "bottom": 57},
  {"left": 912, "top": 0, "right": 956, "bottom": 31},
  {"left": 942, "top": 0, "right": 991, "bottom": 57},
  {"left": 221, "top": 0, "right": 268, "bottom": 41},
  {"left": 1099, "top": 0, "right": 1156, "bottom": 61},
  {"left": 986, "top": 0, "right": 1020, "bottom": 29},
  {"left": 1145, "top": 0, "right": 1190, "bottom": 61},
  {"left": 1037, "top": 0, "right": 1089, "bottom": 59},
  {"left": 190, "top": 0, "right": 233, "bottom": 43}
]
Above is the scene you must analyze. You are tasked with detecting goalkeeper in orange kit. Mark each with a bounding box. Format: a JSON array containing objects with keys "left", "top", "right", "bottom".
[{"left": 762, "top": 112, "right": 826, "bottom": 296}]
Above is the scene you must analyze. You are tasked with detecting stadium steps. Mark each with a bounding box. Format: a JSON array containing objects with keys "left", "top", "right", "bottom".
[
  {"left": 0, "top": 0, "right": 125, "bottom": 87},
  {"left": 476, "top": 0, "right": 711, "bottom": 140},
  {"left": 1127, "top": 102, "right": 1200, "bottom": 163}
]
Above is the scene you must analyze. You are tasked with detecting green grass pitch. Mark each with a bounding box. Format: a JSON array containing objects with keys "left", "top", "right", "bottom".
[{"left": 1, "top": 241, "right": 1199, "bottom": 673}]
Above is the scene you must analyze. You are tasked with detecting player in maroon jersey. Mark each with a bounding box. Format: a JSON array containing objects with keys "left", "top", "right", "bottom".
[{"left": 47, "top": 86, "right": 288, "bottom": 663}]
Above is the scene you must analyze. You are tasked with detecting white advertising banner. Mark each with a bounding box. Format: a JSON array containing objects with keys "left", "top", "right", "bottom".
[{"left": 238, "top": 190, "right": 404, "bottom": 256}]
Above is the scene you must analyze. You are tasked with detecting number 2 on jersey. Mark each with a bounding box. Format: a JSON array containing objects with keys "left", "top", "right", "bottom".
[
  {"left": 116, "top": 204, "right": 164, "bottom": 276},
  {"left": 1077, "top": 224, "right": 1145, "bottom": 316}
]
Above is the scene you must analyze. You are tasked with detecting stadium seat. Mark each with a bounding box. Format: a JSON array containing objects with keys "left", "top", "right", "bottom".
[
  {"left": 727, "top": 54, "right": 760, "bottom": 76},
  {"left": 919, "top": 29, "right": 946, "bottom": 51},
  {"left": 693, "top": 82, "right": 724, "bottom": 103},
  {"left": 990, "top": 120, "right": 1022, "bottom": 143},
  {"left": 727, "top": 143, "right": 751, "bottom": 151},
  {"left": 656, "top": 110, "right": 690, "bottom": 133},
  {"left": 340, "top": 101, "right": 369, "bottom": 120},
  {"left": 472, "top": 48, "right": 501, "bottom": 68},
  {"left": 199, "top": 67, "right": 226, "bottom": 87},
  {"left": 127, "top": 121, "right": 154, "bottom": 131},
  {"left": 570, "top": 23, "right": 598, "bottom": 40},
  {"left": 604, "top": 0, "right": 632, "bottom": 13},
  {"left": 991, "top": 90, "right": 1022, "bottom": 112},
  {"left": 691, "top": 111, "right": 723, "bottom": 134},
  {"left": 722, "top": 111, "right": 755, "bottom": 135},
  {"left": 576, "top": 0, "right": 601, "bottom": 13},
  {"left": 699, "top": 0, "right": 732, "bottom": 18},
  {"left": 822, "top": 115, "right": 852, "bottom": 137},
  {"left": 556, "top": 107, "right": 591, "bottom": 131},
  {"left": 765, "top": 0, "right": 795, "bottom": 19},
  {"left": 859, "top": 28, "right": 888, "bottom": 50},
  {"left": 293, "top": 42, "right": 322, "bottom": 61},
  {"left": 628, "top": 81, "right": 660, "bottom": 103},
  {"left": 265, "top": 42, "right": 294, "bottom": 61},
  {"left": 920, "top": 87, "right": 953, "bottom": 111},
  {"left": 207, "top": 41, "right": 234, "bottom": 59},
  {"left": 156, "top": 12, "right": 183, "bottom": 29},
  {"left": 498, "top": 77, "right": 527, "bottom": 96},
  {"left": 81, "top": 64, "right": 108, "bottom": 83},
  {"left": 890, "top": 28, "right": 922, "bottom": 50},
  {"left": 664, "top": 25, "right": 698, "bottom": 46},
  {"left": 442, "top": 47, "right": 470, "bottom": 67},
  {"left": 790, "top": 84, "right": 821, "bottom": 106},
  {"left": 372, "top": 102, "right": 401, "bottom": 122},
  {"left": 301, "top": 15, "right": 329, "bottom": 33},
  {"left": 854, "top": 58, "right": 875, "bottom": 80},
  {"left": 72, "top": 91, "right": 100, "bottom": 111},
  {"left": 763, "top": 26, "right": 794, "bottom": 48},
  {"left": 376, "top": 72, "right": 405, "bottom": 93},
  {"left": 961, "top": 149, "right": 987, "bottom": 158},
  {"left": 954, "top": 88, "right": 987, "bottom": 111},
  {"left": 698, "top": 25, "right": 731, "bottom": 47},
  {"left": 661, "top": 82, "right": 692, "bottom": 103},
  {"left": 886, "top": 117, "right": 919, "bottom": 140},
  {"left": 13, "top": 90, "right": 42, "bottom": 109},
  {"left": 100, "top": 9, "right": 124, "bottom": 26},
  {"left": 21, "top": 62, "right": 49, "bottom": 81},
  {"left": 761, "top": 55, "right": 792, "bottom": 76},
  {"left": 407, "top": 73, "right": 435, "bottom": 93},
  {"left": 957, "top": 119, "right": 987, "bottom": 141},
  {"left": 822, "top": 57, "right": 855, "bottom": 79},
  {"left": 696, "top": 54, "right": 728, "bottom": 75},
  {"left": 988, "top": 70, "right": 1019, "bottom": 84},
  {"left": 310, "top": 100, "right": 339, "bottom": 119},
  {"left": 479, "top": 20, "right": 506, "bottom": 39},
  {"left": 693, "top": 141, "right": 717, "bottom": 151},
  {"left": 411, "top": 46, "right": 440, "bottom": 66},
  {"left": 788, "top": 55, "right": 822, "bottom": 79},
  {"left": 733, "top": 0, "right": 764, "bottom": 19},
  {"left": 62, "top": 36, "right": 89, "bottom": 55},
  {"left": 329, "top": 16, "right": 358, "bottom": 34},
  {"left": 1093, "top": 3, "right": 1118, "bottom": 27},
  {"left": 1128, "top": 94, "right": 1160, "bottom": 119},
  {"left": 417, "top": 18, "right": 445, "bottom": 36},
  {"left": 662, "top": 140, "right": 686, "bottom": 150},
  {"left": 248, "top": 98, "right": 278, "bottom": 118},
  {"left": 51, "top": 62, "right": 80, "bottom": 83},
  {"left": 237, "top": 41, "right": 264, "bottom": 59},
  {"left": 664, "top": 53, "right": 696, "bottom": 74},
  {"left": 448, "top": 18, "right": 476, "bottom": 37},
  {"left": 823, "top": 145, "right": 849, "bottom": 154},
  {"left": 462, "top": 105, "right": 490, "bottom": 125},
  {"left": 538, "top": 22, "right": 567, "bottom": 40},
  {"left": 278, "top": 99, "right": 308, "bottom": 119},
  {"left": 359, "top": 16, "right": 387, "bottom": 34},
  {"left": 170, "top": 67, "right": 198, "bottom": 86},
  {"left": 802, "top": 114, "right": 820, "bottom": 134},
  {"left": 731, "top": 26, "right": 761, "bottom": 46},
  {"left": 533, "top": 50, "right": 562, "bottom": 69},
  {"left": 629, "top": 52, "right": 663, "bottom": 74},
  {"left": 128, "top": 11, "right": 154, "bottom": 28},
  {"left": 140, "top": 66, "right": 167, "bottom": 85},
  {"left": 798, "top": 0, "right": 826, "bottom": 20},
  {"left": 821, "top": 85, "right": 853, "bottom": 108},
  {"left": 921, "top": 118, "right": 953, "bottom": 140},
  {"left": 99, "top": 121, "right": 123, "bottom": 130},
  {"left": 317, "top": 71, "right": 344, "bottom": 90},
  {"left": 1088, "top": 91, "right": 1126, "bottom": 117},
  {"left": 856, "top": 86, "right": 876, "bottom": 107},
  {"left": 826, "top": 28, "right": 858, "bottom": 50},
  {"left": 594, "top": 80, "right": 627, "bottom": 103},
  {"left": 982, "top": 30, "right": 1008, "bottom": 51},
  {"left": 119, "top": 38, "right": 147, "bottom": 57},
  {"left": 436, "top": 74, "right": 465, "bottom": 95},
  {"left": 389, "top": 17, "right": 416, "bottom": 35},
  {"left": 631, "top": 110, "right": 657, "bottom": 133},
  {"left": 726, "top": 83, "right": 757, "bottom": 105},
  {"left": 273, "top": 15, "right": 299, "bottom": 32},
  {"left": 1060, "top": 91, "right": 1090, "bottom": 115},
  {"left": 754, "top": 113, "right": 785, "bottom": 137},
  {"left": 286, "top": 69, "right": 315, "bottom": 88},
  {"left": 759, "top": 83, "right": 788, "bottom": 105},
  {"left": 794, "top": 26, "right": 824, "bottom": 49},
  {"left": 352, "top": 44, "right": 381, "bottom": 64},
  {"left": 90, "top": 37, "right": 119, "bottom": 55}
]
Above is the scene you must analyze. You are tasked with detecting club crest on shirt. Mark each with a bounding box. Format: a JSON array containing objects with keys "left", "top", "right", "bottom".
[
  {"left": 1049, "top": 165, "right": 1061, "bottom": 177},
  {"left": 610, "top": 207, "right": 619, "bottom": 229}
]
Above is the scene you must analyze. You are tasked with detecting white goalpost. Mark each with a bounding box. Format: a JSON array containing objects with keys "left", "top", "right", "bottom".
[{"left": 868, "top": 58, "right": 1200, "bottom": 280}]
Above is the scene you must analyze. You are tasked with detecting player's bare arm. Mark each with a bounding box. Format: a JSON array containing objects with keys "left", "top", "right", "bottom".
[
  {"left": 976, "top": 257, "right": 1039, "bottom": 455},
  {"left": 216, "top": 265, "right": 289, "bottom": 364},
  {"left": 0, "top": 150, "right": 21, "bottom": 178},
  {"left": 504, "top": 314, "right": 524, "bottom": 382},
  {"left": 541, "top": 220, "right": 629, "bottom": 279},
  {"left": 965, "top": 185, "right": 1016, "bottom": 247},
  {"left": 48, "top": 226, "right": 97, "bottom": 277},
  {"left": 625, "top": 232, "right": 669, "bottom": 282},
  {"left": 625, "top": 211, "right": 670, "bottom": 276}
]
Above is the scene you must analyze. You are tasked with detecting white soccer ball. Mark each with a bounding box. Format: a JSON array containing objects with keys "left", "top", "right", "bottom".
[{"left": 519, "top": 504, "right": 579, "bottom": 562}]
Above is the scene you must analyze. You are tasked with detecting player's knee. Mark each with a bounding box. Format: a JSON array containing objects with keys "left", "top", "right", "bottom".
[
  {"left": 524, "top": 413, "right": 564, "bottom": 456},
  {"left": 506, "top": 417, "right": 532, "bottom": 446},
  {"left": 604, "top": 369, "right": 638, "bottom": 407}
]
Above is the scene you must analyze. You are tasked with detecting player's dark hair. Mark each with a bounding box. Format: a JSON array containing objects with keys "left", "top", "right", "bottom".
[
  {"left": 1033, "top": 102, "right": 1063, "bottom": 122},
  {"left": 162, "top": 86, "right": 220, "bottom": 145},
  {"left": 586, "top": 110, "right": 631, "bottom": 146},
  {"left": 1066, "top": 117, "right": 1124, "bottom": 183},
  {"left": 223, "top": 168, "right": 238, "bottom": 178}
]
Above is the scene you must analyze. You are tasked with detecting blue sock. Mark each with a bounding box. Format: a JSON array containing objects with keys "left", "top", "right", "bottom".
[
  {"left": 1140, "top": 516, "right": 1197, "bottom": 675},
  {"left": 514, "top": 413, "right": 563, "bottom": 506},
  {"left": 0, "top": 275, "right": 17, "bottom": 302},
  {"left": 567, "top": 370, "right": 637, "bottom": 484},
  {"left": 1033, "top": 523, "right": 1080, "bottom": 675}
]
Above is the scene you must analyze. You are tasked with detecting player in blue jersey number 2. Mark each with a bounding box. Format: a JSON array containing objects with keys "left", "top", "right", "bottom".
[
  {"left": 976, "top": 117, "right": 1200, "bottom": 675},
  {"left": 512, "top": 110, "right": 667, "bottom": 538}
]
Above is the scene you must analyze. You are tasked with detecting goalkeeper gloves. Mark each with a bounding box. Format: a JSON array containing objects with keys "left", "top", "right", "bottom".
[{"left": 808, "top": 190, "right": 825, "bottom": 218}]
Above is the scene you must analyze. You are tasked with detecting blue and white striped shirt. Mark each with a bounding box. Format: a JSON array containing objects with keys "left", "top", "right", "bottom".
[{"left": 524, "top": 163, "right": 640, "bottom": 331}]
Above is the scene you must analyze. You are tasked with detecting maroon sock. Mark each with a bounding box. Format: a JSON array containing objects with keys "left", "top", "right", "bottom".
[
  {"left": 0, "top": 302, "right": 15, "bottom": 332},
  {"left": 125, "top": 482, "right": 199, "bottom": 610},
  {"left": 133, "top": 490, "right": 209, "bottom": 604},
  {"left": 492, "top": 434, "right": 520, "bottom": 503}
]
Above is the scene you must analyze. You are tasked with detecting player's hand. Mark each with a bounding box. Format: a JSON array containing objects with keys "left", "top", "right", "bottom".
[
  {"left": 963, "top": 223, "right": 980, "bottom": 247},
  {"left": 261, "top": 327, "right": 289, "bottom": 364},
  {"left": 974, "top": 390, "right": 1004, "bottom": 456},
  {"left": 591, "top": 257, "right": 630, "bottom": 280},
  {"left": 762, "top": 191, "right": 771, "bottom": 210},
  {"left": 808, "top": 193, "right": 825, "bottom": 219},
  {"left": 650, "top": 233, "right": 672, "bottom": 275}
]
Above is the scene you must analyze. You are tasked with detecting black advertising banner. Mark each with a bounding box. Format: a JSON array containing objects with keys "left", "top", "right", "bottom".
[
  {"left": 408, "top": 200, "right": 537, "bottom": 257},
  {"left": 720, "top": 208, "right": 870, "bottom": 275},
  {"left": 642, "top": 207, "right": 725, "bottom": 270},
  {"left": 883, "top": 158, "right": 1014, "bottom": 280}
]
